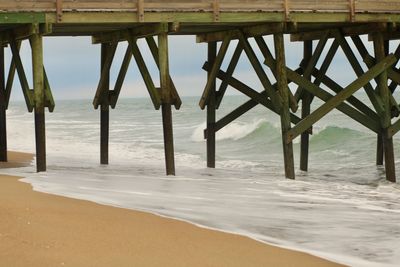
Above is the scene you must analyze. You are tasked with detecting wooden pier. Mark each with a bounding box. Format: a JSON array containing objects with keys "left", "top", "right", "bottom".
[{"left": 1, "top": 1, "right": 400, "bottom": 182}]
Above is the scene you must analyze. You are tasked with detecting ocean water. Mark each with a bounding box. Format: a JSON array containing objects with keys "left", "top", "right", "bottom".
[{"left": 2, "top": 95, "right": 400, "bottom": 267}]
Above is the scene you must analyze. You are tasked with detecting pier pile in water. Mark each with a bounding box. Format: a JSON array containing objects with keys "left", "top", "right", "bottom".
[{"left": 1, "top": 0, "right": 400, "bottom": 182}]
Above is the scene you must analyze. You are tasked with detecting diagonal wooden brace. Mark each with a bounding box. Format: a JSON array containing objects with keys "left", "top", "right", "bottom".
[
  {"left": 351, "top": 35, "right": 400, "bottom": 117},
  {"left": 253, "top": 36, "right": 297, "bottom": 112},
  {"left": 216, "top": 42, "right": 243, "bottom": 109},
  {"left": 294, "top": 31, "right": 330, "bottom": 102},
  {"left": 286, "top": 54, "right": 397, "bottom": 143},
  {"left": 309, "top": 67, "right": 379, "bottom": 121},
  {"left": 5, "top": 41, "right": 19, "bottom": 109},
  {"left": 110, "top": 43, "right": 132, "bottom": 109},
  {"left": 199, "top": 33, "right": 232, "bottom": 109},
  {"left": 129, "top": 37, "right": 161, "bottom": 110},
  {"left": 237, "top": 32, "right": 282, "bottom": 112},
  {"left": 9, "top": 39, "right": 34, "bottom": 112},
  {"left": 202, "top": 61, "right": 302, "bottom": 125},
  {"left": 145, "top": 36, "right": 181, "bottom": 109},
  {"left": 7, "top": 38, "right": 54, "bottom": 112},
  {"left": 93, "top": 42, "right": 117, "bottom": 109},
  {"left": 332, "top": 29, "right": 385, "bottom": 117},
  {"left": 43, "top": 68, "right": 55, "bottom": 112}
]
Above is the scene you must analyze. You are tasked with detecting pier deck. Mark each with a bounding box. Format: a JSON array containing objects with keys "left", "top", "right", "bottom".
[{"left": 1, "top": 0, "right": 400, "bottom": 182}]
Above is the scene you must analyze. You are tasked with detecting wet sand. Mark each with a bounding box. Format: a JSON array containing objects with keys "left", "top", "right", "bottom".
[{"left": 0, "top": 151, "right": 344, "bottom": 267}]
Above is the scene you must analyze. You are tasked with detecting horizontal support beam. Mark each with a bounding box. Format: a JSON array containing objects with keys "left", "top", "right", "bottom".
[
  {"left": 196, "top": 23, "right": 284, "bottom": 43},
  {"left": 368, "top": 31, "right": 400, "bottom": 41},
  {"left": 290, "top": 23, "right": 386, "bottom": 41},
  {"left": 92, "top": 23, "right": 173, "bottom": 44},
  {"left": 0, "top": 24, "right": 52, "bottom": 45}
]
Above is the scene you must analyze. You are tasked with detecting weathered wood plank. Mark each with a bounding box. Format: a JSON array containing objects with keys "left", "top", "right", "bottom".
[{"left": 4, "top": 0, "right": 400, "bottom": 14}]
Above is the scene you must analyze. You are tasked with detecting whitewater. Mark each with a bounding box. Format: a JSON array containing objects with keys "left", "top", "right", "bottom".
[{"left": 2, "top": 95, "right": 400, "bottom": 267}]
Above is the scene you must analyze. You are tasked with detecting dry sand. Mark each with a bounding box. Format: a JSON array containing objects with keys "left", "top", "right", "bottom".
[{"left": 0, "top": 151, "right": 344, "bottom": 267}]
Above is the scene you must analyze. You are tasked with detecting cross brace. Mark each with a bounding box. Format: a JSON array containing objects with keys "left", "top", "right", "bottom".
[
  {"left": 7, "top": 37, "right": 54, "bottom": 112},
  {"left": 286, "top": 54, "right": 396, "bottom": 143},
  {"left": 93, "top": 36, "right": 181, "bottom": 110}
]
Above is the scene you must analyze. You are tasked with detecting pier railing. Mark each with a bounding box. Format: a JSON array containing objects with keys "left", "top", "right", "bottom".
[{"left": 1, "top": 0, "right": 399, "bottom": 14}]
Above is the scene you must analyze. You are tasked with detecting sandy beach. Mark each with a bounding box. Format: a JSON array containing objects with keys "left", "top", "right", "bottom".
[{"left": 0, "top": 151, "right": 343, "bottom": 267}]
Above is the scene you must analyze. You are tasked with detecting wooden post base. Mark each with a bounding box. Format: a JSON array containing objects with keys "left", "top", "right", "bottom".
[
  {"left": 376, "top": 133, "right": 384, "bottom": 165},
  {"left": 383, "top": 131, "right": 396, "bottom": 182},
  {"left": 162, "top": 103, "right": 175, "bottom": 175},
  {"left": 34, "top": 110, "right": 46, "bottom": 172},
  {"left": 0, "top": 106, "right": 6, "bottom": 162},
  {"left": 100, "top": 105, "right": 109, "bottom": 165}
]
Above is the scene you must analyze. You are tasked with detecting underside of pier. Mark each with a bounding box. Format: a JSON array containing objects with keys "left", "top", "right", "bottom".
[{"left": 1, "top": 1, "right": 400, "bottom": 182}]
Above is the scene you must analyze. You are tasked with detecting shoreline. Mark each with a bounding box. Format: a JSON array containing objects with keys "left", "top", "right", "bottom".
[{"left": 1, "top": 151, "right": 344, "bottom": 266}]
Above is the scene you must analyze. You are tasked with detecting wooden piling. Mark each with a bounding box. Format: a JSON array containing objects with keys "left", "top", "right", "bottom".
[
  {"left": 0, "top": 46, "right": 6, "bottom": 162},
  {"left": 300, "top": 40, "right": 312, "bottom": 172},
  {"left": 159, "top": 32, "right": 175, "bottom": 175},
  {"left": 31, "top": 32, "right": 46, "bottom": 172},
  {"left": 207, "top": 42, "right": 217, "bottom": 168},
  {"left": 100, "top": 43, "right": 110, "bottom": 165},
  {"left": 376, "top": 40, "right": 389, "bottom": 166},
  {"left": 374, "top": 33, "right": 396, "bottom": 182},
  {"left": 376, "top": 134, "right": 384, "bottom": 165},
  {"left": 274, "top": 33, "right": 295, "bottom": 179}
]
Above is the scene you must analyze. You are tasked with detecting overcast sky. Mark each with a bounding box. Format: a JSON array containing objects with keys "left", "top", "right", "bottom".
[{"left": 5, "top": 35, "right": 379, "bottom": 103}]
